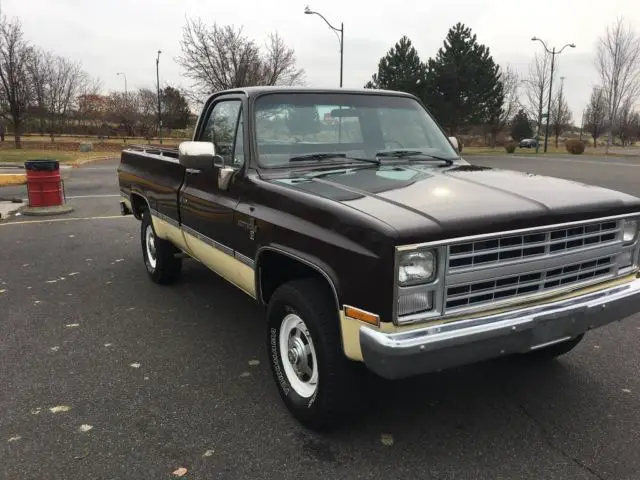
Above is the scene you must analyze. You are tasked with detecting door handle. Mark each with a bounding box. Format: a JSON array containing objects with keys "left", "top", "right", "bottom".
[{"left": 186, "top": 168, "right": 201, "bottom": 175}]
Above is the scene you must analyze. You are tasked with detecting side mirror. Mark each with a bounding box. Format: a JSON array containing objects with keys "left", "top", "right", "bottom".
[
  {"left": 448, "top": 136, "right": 462, "bottom": 153},
  {"left": 178, "top": 141, "right": 215, "bottom": 170}
]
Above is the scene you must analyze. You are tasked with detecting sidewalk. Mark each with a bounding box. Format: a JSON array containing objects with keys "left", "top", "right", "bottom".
[{"left": 0, "top": 199, "right": 23, "bottom": 219}]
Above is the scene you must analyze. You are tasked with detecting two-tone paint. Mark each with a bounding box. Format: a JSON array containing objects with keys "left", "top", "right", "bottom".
[{"left": 117, "top": 86, "right": 640, "bottom": 364}]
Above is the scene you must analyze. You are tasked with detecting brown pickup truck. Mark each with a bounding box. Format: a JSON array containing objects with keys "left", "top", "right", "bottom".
[{"left": 118, "top": 86, "right": 640, "bottom": 430}]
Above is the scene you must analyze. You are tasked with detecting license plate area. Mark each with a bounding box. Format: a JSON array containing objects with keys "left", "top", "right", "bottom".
[{"left": 530, "top": 307, "right": 587, "bottom": 349}]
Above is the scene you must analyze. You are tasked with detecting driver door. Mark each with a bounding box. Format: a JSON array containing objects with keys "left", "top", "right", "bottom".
[{"left": 179, "top": 95, "right": 248, "bottom": 288}]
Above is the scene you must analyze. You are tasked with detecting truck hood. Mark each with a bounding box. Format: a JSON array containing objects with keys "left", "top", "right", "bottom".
[{"left": 265, "top": 163, "right": 640, "bottom": 242}]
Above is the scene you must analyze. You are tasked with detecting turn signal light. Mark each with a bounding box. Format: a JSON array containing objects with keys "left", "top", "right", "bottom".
[{"left": 344, "top": 306, "right": 380, "bottom": 326}]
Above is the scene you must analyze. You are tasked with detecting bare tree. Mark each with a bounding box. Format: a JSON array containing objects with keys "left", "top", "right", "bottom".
[
  {"left": 523, "top": 52, "right": 551, "bottom": 146},
  {"left": 46, "top": 56, "right": 90, "bottom": 139},
  {"left": 177, "top": 18, "right": 305, "bottom": 100},
  {"left": 584, "top": 86, "right": 608, "bottom": 147},
  {"left": 613, "top": 97, "right": 638, "bottom": 145},
  {"left": 27, "top": 49, "right": 91, "bottom": 140},
  {"left": 260, "top": 32, "right": 306, "bottom": 87},
  {"left": 26, "top": 48, "right": 53, "bottom": 134},
  {"left": 595, "top": 17, "right": 640, "bottom": 153},
  {"left": 485, "top": 64, "right": 519, "bottom": 147},
  {"left": 550, "top": 80, "right": 572, "bottom": 148},
  {"left": 0, "top": 16, "right": 33, "bottom": 148}
]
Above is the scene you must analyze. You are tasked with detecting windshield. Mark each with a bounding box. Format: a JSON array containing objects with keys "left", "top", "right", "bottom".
[{"left": 253, "top": 92, "right": 458, "bottom": 168}]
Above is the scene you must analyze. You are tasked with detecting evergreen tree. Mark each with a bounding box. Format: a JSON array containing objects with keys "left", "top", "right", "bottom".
[
  {"left": 425, "top": 23, "right": 504, "bottom": 135},
  {"left": 161, "top": 86, "right": 192, "bottom": 130},
  {"left": 511, "top": 109, "right": 533, "bottom": 141},
  {"left": 364, "top": 36, "right": 427, "bottom": 99}
]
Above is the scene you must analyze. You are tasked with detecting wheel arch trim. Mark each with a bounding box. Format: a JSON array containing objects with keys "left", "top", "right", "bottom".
[{"left": 255, "top": 245, "right": 341, "bottom": 311}]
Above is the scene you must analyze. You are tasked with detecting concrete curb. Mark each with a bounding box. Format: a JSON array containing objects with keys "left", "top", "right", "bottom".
[
  {"left": 0, "top": 173, "right": 27, "bottom": 186},
  {"left": 19, "top": 204, "right": 74, "bottom": 216},
  {"left": 70, "top": 156, "right": 117, "bottom": 168}
]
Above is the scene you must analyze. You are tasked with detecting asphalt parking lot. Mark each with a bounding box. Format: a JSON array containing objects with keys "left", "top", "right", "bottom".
[{"left": 1, "top": 155, "right": 640, "bottom": 480}]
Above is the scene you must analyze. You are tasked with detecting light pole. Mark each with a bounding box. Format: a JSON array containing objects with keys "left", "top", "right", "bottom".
[
  {"left": 116, "top": 72, "right": 127, "bottom": 97},
  {"left": 304, "top": 6, "right": 343, "bottom": 87},
  {"left": 531, "top": 37, "right": 575, "bottom": 153},
  {"left": 156, "top": 50, "right": 163, "bottom": 145}
]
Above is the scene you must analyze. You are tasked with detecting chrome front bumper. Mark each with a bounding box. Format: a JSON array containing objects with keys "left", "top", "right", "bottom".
[{"left": 360, "top": 278, "right": 640, "bottom": 380}]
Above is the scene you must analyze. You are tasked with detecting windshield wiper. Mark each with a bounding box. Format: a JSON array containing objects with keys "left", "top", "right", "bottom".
[
  {"left": 289, "top": 153, "right": 380, "bottom": 165},
  {"left": 376, "top": 150, "right": 455, "bottom": 165}
]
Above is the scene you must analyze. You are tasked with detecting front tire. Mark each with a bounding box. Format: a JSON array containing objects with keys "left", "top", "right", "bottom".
[
  {"left": 140, "top": 210, "right": 182, "bottom": 284},
  {"left": 266, "top": 278, "right": 362, "bottom": 431}
]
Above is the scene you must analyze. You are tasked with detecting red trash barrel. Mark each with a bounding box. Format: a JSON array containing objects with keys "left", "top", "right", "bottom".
[{"left": 24, "top": 159, "right": 64, "bottom": 207}]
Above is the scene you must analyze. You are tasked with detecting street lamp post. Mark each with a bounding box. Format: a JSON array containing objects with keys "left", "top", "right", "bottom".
[
  {"left": 156, "top": 50, "right": 163, "bottom": 145},
  {"left": 531, "top": 37, "right": 575, "bottom": 153},
  {"left": 304, "top": 6, "right": 343, "bottom": 87},
  {"left": 116, "top": 72, "right": 128, "bottom": 97}
]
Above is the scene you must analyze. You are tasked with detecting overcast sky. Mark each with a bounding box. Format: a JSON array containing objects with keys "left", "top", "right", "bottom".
[{"left": 6, "top": 0, "right": 640, "bottom": 123}]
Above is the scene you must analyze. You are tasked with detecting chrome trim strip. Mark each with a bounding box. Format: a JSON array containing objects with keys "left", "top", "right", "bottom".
[
  {"left": 361, "top": 277, "right": 640, "bottom": 380},
  {"left": 235, "top": 252, "right": 255, "bottom": 268},
  {"left": 397, "top": 212, "right": 640, "bottom": 251},
  {"left": 150, "top": 209, "right": 180, "bottom": 229},
  {"left": 149, "top": 209, "right": 256, "bottom": 270},
  {"left": 181, "top": 224, "right": 235, "bottom": 257}
]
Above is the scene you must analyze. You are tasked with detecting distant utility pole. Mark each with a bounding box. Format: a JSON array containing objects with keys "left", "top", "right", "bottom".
[
  {"left": 117, "top": 72, "right": 128, "bottom": 97},
  {"left": 156, "top": 50, "right": 163, "bottom": 145},
  {"left": 531, "top": 37, "right": 575, "bottom": 153}
]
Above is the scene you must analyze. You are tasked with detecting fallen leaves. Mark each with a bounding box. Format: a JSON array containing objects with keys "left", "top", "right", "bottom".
[
  {"left": 172, "top": 467, "right": 188, "bottom": 477},
  {"left": 50, "top": 405, "right": 71, "bottom": 413},
  {"left": 78, "top": 424, "right": 93, "bottom": 432},
  {"left": 203, "top": 449, "right": 215, "bottom": 457},
  {"left": 380, "top": 433, "right": 394, "bottom": 446}
]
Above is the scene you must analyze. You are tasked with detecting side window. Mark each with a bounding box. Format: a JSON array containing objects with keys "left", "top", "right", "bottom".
[{"left": 200, "top": 100, "right": 244, "bottom": 168}]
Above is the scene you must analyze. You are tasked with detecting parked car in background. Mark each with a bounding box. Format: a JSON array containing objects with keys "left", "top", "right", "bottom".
[
  {"left": 118, "top": 87, "right": 640, "bottom": 431},
  {"left": 519, "top": 138, "right": 538, "bottom": 148}
]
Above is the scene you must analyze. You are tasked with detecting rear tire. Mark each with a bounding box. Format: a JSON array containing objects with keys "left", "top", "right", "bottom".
[
  {"left": 266, "top": 278, "right": 362, "bottom": 431},
  {"left": 140, "top": 210, "right": 182, "bottom": 284},
  {"left": 520, "top": 334, "right": 584, "bottom": 362}
]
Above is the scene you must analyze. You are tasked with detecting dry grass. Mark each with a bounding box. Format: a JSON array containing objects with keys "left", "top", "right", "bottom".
[
  {"left": 0, "top": 149, "right": 111, "bottom": 164},
  {"left": 5, "top": 134, "right": 185, "bottom": 145}
]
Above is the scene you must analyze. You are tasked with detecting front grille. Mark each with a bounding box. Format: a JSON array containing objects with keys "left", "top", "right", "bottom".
[
  {"left": 448, "top": 220, "right": 620, "bottom": 271},
  {"left": 446, "top": 255, "right": 615, "bottom": 310}
]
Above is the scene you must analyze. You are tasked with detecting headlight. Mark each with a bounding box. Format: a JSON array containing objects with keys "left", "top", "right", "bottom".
[
  {"left": 398, "top": 250, "right": 436, "bottom": 286},
  {"left": 623, "top": 219, "right": 639, "bottom": 244}
]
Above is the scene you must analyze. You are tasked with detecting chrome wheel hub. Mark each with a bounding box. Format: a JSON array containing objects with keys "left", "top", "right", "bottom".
[
  {"left": 279, "top": 313, "right": 318, "bottom": 398},
  {"left": 145, "top": 224, "right": 157, "bottom": 269}
]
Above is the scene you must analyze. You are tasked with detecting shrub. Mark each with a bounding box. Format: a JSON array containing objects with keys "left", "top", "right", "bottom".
[
  {"left": 505, "top": 141, "right": 516, "bottom": 153},
  {"left": 565, "top": 139, "right": 585, "bottom": 155}
]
